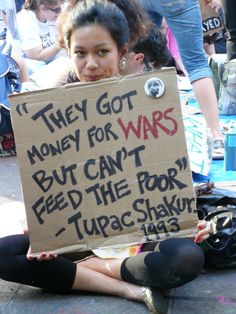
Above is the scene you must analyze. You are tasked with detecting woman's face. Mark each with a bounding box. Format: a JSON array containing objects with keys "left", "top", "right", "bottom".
[
  {"left": 41, "top": 1, "right": 64, "bottom": 22},
  {"left": 68, "top": 25, "right": 122, "bottom": 82}
]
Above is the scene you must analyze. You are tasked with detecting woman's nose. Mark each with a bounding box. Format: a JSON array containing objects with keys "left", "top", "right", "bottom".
[{"left": 86, "top": 55, "right": 98, "bottom": 69}]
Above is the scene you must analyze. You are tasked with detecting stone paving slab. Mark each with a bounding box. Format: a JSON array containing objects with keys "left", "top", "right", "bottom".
[
  {"left": 170, "top": 269, "right": 236, "bottom": 314},
  {"left": 1, "top": 269, "right": 236, "bottom": 314},
  {"left": 0, "top": 280, "right": 149, "bottom": 314}
]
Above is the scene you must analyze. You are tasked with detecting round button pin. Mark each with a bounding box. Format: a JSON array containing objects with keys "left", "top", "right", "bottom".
[{"left": 144, "top": 78, "right": 165, "bottom": 98}]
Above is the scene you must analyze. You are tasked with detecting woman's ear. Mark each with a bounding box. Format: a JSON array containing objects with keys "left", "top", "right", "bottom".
[
  {"left": 133, "top": 53, "right": 144, "bottom": 65},
  {"left": 120, "top": 43, "right": 129, "bottom": 59}
]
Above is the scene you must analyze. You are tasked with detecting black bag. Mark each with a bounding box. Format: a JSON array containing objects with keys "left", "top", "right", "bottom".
[{"left": 196, "top": 182, "right": 236, "bottom": 269}]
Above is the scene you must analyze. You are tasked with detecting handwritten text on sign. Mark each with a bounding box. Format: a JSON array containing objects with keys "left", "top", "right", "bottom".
[{"left": 11, "top": 69, "right": 198, "bottom": 254}]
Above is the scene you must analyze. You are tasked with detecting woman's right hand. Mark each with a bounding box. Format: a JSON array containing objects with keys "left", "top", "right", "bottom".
[
  {"left": 26, "top": 245, "right": 58, "bottom": 262},
  {"left": 24, "top": 229, "right": 57, "bottom": 262}
]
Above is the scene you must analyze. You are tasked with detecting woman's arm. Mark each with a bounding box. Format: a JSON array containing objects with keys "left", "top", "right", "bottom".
[
  {"left": 24, "top": 41, "right": 62, "bottom": 62},
  {"left": 12, "top": 50, "right": 29, "bottom": 82}
]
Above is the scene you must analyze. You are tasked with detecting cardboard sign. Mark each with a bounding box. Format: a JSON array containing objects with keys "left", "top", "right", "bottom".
[
  {"left": 184, "top": 115, "right": 211, "bottom": 176},
  {"left": 199, "top": 0, "right": 224, "bottom": 35},
  {"left": 10, "top": 68, "right": 198, "bottom": 255}
]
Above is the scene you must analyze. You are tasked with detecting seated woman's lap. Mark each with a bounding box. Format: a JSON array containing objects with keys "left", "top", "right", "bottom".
[{"left": 0, "top": 235, "right": 204, "bottom": 291}]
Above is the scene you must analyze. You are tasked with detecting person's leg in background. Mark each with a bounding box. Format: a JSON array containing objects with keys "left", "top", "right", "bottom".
[
  {"left": 139, "top": 0, "right": 223, "bottom": 142},
  {"left": 221, "top": 0, "right": 236, "bottom": 61},
  {"left": 139, "top": 0, "right": 163, "bottom": 27}
]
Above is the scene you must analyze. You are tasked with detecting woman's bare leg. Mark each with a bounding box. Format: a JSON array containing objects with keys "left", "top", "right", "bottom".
[
  {"left": 78, "top": 256, "right": 123, "bottom": 279},
  {"left": 72, "top": 262, "right": 143, "bottom": 301},
  {"left": 73, "top": 257, "right": 169, "bottom": 313},
  {"left": 192, "top": 77, "right": 223, "bottom": 139}
]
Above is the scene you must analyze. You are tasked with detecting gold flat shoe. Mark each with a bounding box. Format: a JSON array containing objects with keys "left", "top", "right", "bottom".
[{"left": 141, "top": 287, "right": 169, "bottom": 314}]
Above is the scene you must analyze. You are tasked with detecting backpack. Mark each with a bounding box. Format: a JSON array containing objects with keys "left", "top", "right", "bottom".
[
  {"left": 0, "top": 40, "right": 22, "bottom": 100},
  {"left": 196, "top": 182, "right": 236, "bottom": 269}
]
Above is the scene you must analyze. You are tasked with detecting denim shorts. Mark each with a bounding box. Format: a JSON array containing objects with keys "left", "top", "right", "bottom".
[{"left": 139, "top": 0, "right": 212, "bottom": 82}]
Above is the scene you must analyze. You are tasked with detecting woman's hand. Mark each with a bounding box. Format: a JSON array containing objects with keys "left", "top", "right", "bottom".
[
  {"left": 194, "top": 220, "right": 212, "bottom": 243},
  {"left": 203, "top": 0, "right": 222, "bottom": 12},
  {"left": 208, "top": 0, "right": 222, "bottom": 12},
  {"left": 26, "top": 245, "right": 58, "bottom": 262},
  {"left": 24, "top": 229, "right": 57, "bottom": 262}
]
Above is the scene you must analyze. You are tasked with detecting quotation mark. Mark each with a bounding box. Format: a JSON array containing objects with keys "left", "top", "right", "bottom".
[
  {"left": 16, "top": 103, "right": 29, "bottom": 116},
  {"left": 175, "top": 157, "right": 187, "bottom": 171}
]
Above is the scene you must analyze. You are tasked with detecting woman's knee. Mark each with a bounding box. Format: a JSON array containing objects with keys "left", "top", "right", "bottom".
[
  {"left": 174, "top": 239, "right": 204, "bottom": 279},
  {"left": 0, "top": 234, "right": 29, "bottom": 276},
  {"left": 160, "top": 238, "right": 204, "bottom": 278},
  {"left": 0, "top": 234, "right": 29, "bottom": 255}
]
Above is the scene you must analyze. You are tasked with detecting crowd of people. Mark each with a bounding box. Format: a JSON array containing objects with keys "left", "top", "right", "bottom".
[{"left": 0, "top": 0, "right": 235, "bottom": 313}]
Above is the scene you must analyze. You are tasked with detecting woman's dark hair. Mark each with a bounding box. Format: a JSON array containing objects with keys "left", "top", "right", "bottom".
[
  {"left": 102, "top": 0, "right": 152, "bottom": 49},
  {"left": 23, "top": 0, "right": 64, "bottom": 11},
  {"left": 133, "top": 26, "right": 171, "bottom": 69},
  {"left": 59, "top": 0, "right": 129, "bottom": 50},
  {"left": 66, "top": 0, "right": 152, "bottom": 49}
]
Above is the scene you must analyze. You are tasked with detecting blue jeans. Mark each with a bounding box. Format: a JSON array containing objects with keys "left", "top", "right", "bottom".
[{"left": 139, "top": 0, "right": 212, "bottom": 83}]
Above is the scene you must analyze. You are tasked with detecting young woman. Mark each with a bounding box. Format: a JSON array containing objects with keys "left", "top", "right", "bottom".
[
  {"left": 16, "top": 0, "right": 65, "bottom": 64},
  {"left": 0, "top": 1, "right": 210, "bottom": 313}
]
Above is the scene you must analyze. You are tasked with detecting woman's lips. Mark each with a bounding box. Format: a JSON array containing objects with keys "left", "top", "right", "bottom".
[{"left": 85, "top": 75, "right": 103, "bottom": 81}]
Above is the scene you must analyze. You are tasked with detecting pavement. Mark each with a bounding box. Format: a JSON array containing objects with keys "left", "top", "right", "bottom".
[{"left": 1, "top": 156, "right": 236, "bottom": 314}]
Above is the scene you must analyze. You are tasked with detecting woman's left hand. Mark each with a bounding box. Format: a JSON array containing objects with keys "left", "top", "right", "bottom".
[{"left": 194, "top": 220, "right": 212, "bottom": 243}]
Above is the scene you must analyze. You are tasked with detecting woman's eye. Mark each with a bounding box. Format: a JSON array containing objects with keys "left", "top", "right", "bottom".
[
  {"left": 75, "top": 51, "right": 85, "bottom": 57},
  {"left": 98, "top": 49, "right": 109, "bottom": 56}
]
